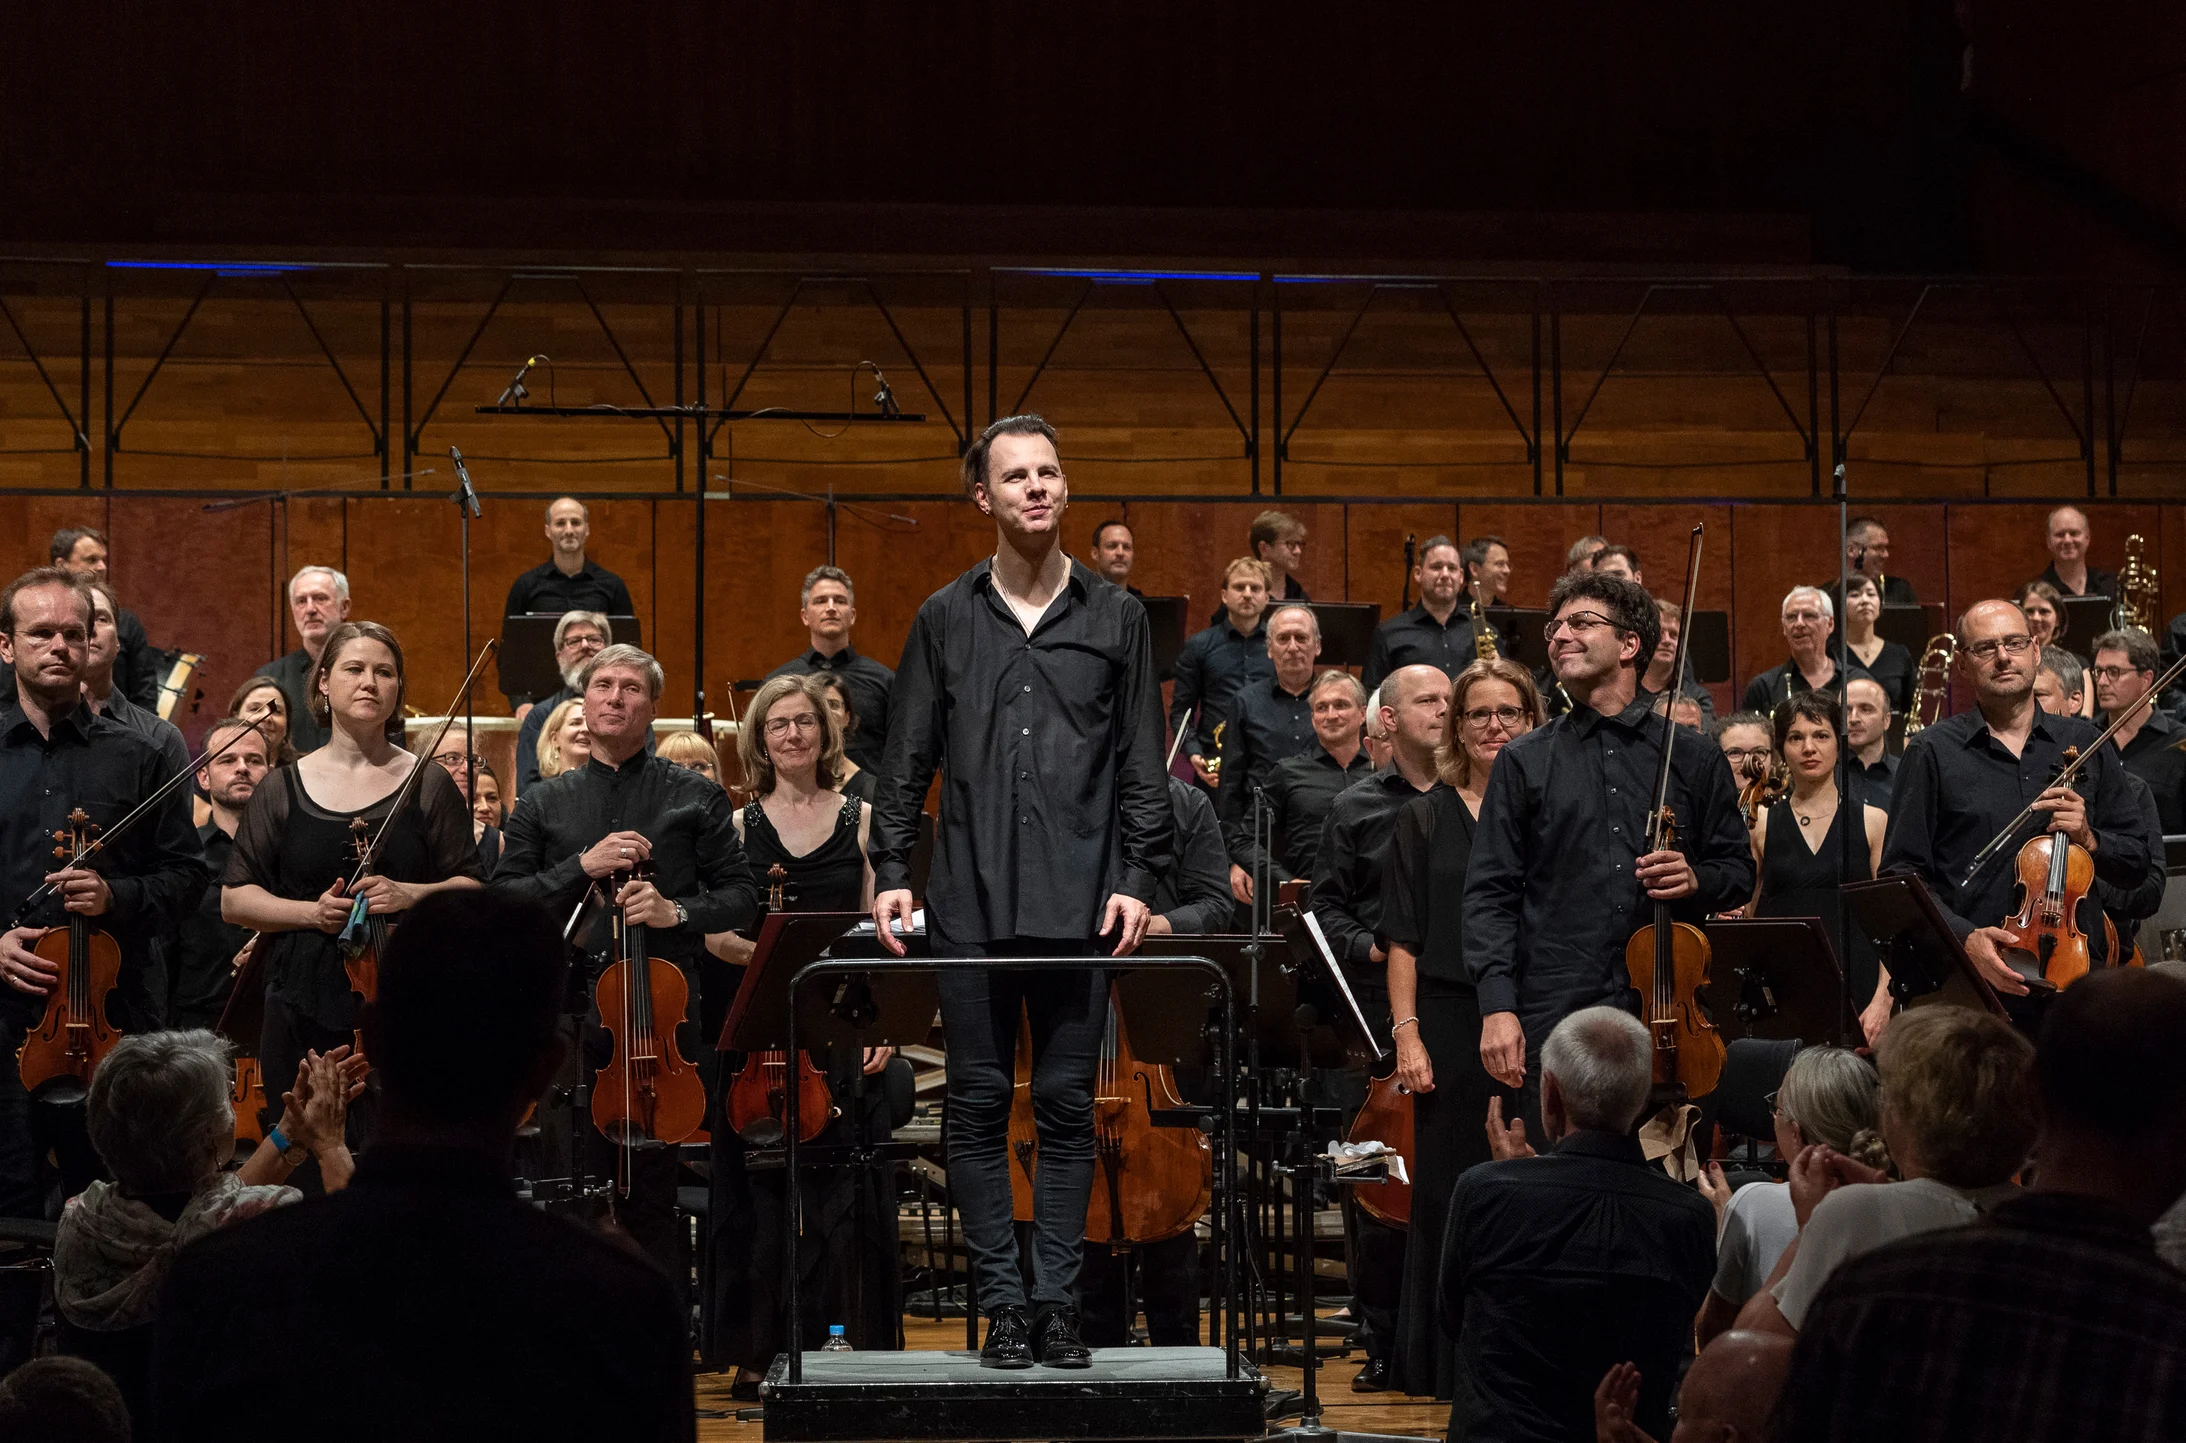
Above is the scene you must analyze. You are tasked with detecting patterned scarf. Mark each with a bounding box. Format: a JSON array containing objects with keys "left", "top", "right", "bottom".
[{"left": 55, "top": 1172, "right": 299, "bottom": 1331}]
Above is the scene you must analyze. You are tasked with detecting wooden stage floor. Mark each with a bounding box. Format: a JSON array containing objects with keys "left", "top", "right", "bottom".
[{"left": 693, "top": 1314, "right": 1451, "bottom": 1441}]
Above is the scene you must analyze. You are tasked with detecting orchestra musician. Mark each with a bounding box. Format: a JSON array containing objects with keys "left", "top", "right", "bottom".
[
  {"left": 0, "top": 568, "right": 207, "bottom": 1214},
  {"left": 1383, "top": 657, "right": 1540, "bottom": 1401},
  {"left": 254, "top": 567, "right": 399, "bottom": 755},
  {"left": 81, "top": 581, "right": 189, "bottom": 778},
  {"left": 1565, "top": 535, "right": 1609, "bottom": 573},
  {"left": 2034, "top": 645, "right": 2088, "bottom": 718},
  {"left": 1215, "top": 603, "right": 1327, "bottom": 902},
  {"left": 493, "top": 643, "right": 761, "bottom": 1279},
  {"left": 1743, "top": 693, "right": 1891, "bottom": 1042},
  {"left": 766, "top": 566, "right": 895, "bottom": 772},
  {"left": 2015, "top": 579, "right": 2065, "bottom": 653},
  {"left": 2090, "top": 628, "right": 2186, "bottom": 834},
  {"left": 228, "top": 676, "right": 300, "bottom": 766},
  {"left": 1839, "top": 574, "right": 1916, "bottom": 718},
  {"left": 1714, "top": 712, "right": 1776, "bottom": 794},
  {"left": 1207, "top": 511, "right": 1310, "bottom": 625},
  {"left": 1364, "top": 537, "right": 1481, "bottom": 691},
  {"left": 1879, "top": 600, "right": 2155, "bottom": 1005},
  {"left": 870, "top": 414, "right": 1172, "bottom": 1371},
  {"left": 221, "top": 621, "right": 483, "bottom": 1175},
  {"left": 1820, "top": 516, "right": 1918, "bottom": 614},
  {"left": 1741, "top": 586, "right": 1870, "bottom": 715},
  {"left": 1088, "top": 519, "right": 1139, "bottom": 593},
  {"left": 470, "top": 764, "right": 506, "bottom": 870},
  {"left": 1464, "top": 569, "right": 1753, "bottom": 1131},
  {"left": 707, "top": 673, "right": 896, "bottom": 1392},
  {"left": 1171, "top": 558, "right": 1273, "bottom": 789},
  {"left": 1304, "top": 661, "right": 1448, "bottom": 1393},
  {"left": 1843, "top": 676, "right": 1899, "bottom": 811},
  {"left": 49, "top": 527, "right": 159, "bottom": 710},
  {"left": 1231, "top": 670, "right": 1373, "bottom": 905},
  {"left": 2037, "top": 505, "right": 2116, "bottom": 600},
  {"left": 168, "top": 716, "right": 269, "bottom": 1031},
  {"left": 534, "top": 699, "right": 591, "bottom": 781},
  {"left": 424, "top": 722, "right": 503, "bottom": 874},
  {"left": 514, "top": 610, "right": 612, "bottom": 791},
  {"left": 1592, "top": 545, "right": 1642, "bottom": 585},
  {"left": 1464, "top": 535, "right": 1512, "bottom": 606},
  {"left": 808, "top": 673, "right": 877, "bottom": 804},
  {"left": 500, "top": 497, "right": 634, "bottom": 715},
  {"left": 1642, "top": 599, "right": 1715, "bottom": 725}
]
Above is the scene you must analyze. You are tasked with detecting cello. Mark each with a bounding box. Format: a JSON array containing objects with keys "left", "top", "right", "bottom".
[
  {"left": 1621, "top": 525, "right": 1726, "bottom": 1100},
  {"left": 592, "top": 857, "right": 706, "bottom": 1190},
  {"left": 17, "top": 809, "right": 124, "bottom": 1094},
  {"left": 724, "top": 864, "right": 835, "bottom": 1146},
  {"left": 1347, "top": 1069, "right": 1414, "bottom": 1227}
]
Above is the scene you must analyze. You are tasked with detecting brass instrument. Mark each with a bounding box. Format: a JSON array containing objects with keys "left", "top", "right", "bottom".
[
  {"left": 1469, "top": 588, "right": 1500, "bottom": 662},
  {"left": 154, "top": 651, "right": 204, "bottom": 722},
  {"left": 1204, "top": 721, "right": 1225, "bottom": 784},
  {"left": 2114, "top": 533, "right": 2160, "bottom": 635},
  {"left": 1903, "top": 634, "right": 1957, "bottom": 739}
]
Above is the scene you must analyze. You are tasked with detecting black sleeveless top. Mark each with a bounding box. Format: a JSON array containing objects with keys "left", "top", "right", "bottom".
[
  {"left": 1755, "top": 796, "right": 1879, "bottom": 1005},
  {"left": 739, "top": 794, "right": 866, "bottom": 914}
]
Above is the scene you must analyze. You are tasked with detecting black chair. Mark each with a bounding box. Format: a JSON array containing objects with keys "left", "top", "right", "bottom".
[{"left": 1713, "top": 1038, "right": 1802, "bottom": 1181}]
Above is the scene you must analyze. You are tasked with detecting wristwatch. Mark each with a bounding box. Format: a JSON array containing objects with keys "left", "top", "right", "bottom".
[{"left": 673, "top": 900, "right": 689, "bottom": 928}]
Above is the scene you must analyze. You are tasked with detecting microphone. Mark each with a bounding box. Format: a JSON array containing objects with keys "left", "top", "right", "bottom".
[
  {"left": 871, "top": 367, "right": 901, "bottom": 419},
  {"left": 498, "top": 354, "right": 546, "bottom": 407},
  {"left": 448, "top": 447, "right": 482, "bottom": 518}
]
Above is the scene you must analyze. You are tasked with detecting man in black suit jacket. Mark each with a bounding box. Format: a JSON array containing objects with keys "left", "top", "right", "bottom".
[{"left": 151, "top": 889, "right": 693, "bottom": 1443}]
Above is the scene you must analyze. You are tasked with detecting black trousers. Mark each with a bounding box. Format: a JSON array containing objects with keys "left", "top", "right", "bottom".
[
  {"left": 935, "top": 936, "right": 1105, "bottom": 1311},
  {"left": 0, "top": 1015, "right": 101, "bottom": 1218}
]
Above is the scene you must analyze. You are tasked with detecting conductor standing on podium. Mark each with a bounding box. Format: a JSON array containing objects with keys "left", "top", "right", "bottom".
[{"left": 871, "top": 414, "right": 1173, "bottom": 1371}]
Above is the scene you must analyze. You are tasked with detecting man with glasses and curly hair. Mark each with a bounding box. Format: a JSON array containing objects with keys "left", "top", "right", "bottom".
[{"left": 1462, "top": 568, "right": 1751, "bottom": 1137}]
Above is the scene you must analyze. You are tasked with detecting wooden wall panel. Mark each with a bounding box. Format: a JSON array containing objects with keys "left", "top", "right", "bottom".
[
  {"left": 108, "top": 497, "right": 273, "bottom": 741},
  {"left": 1600, "top": 502, "right": 1735, "bottom": 711},
  {"left": 342, "top": 498, "right": 468, "bottom": 712},
  {"left": 1848, "top": 502, "right": 1949, "bottom": 610},
  {"left": 1112, "top": 502, "right": 1249, "bottom": 610},
  {"left": 828, "top": 500, "right": 993, "bottom": 676},
  {"left": 706, "top": 500, "right": 828, "bottom": 703},
  {"left": 1945, "top": 506, "right": 2054, "bottom": 623},
  {"left": 1456, "top": 503, "right": 1603, "bottom": 607},
  {"left": 1343, "top": 504, "right": 1457, "bottom": 622},
  {"left": 1727, "top": 506, "right": 1839, "bottom": 698},
  {"left": 0, "top": 497, "right": 101, "bottom": 581}
]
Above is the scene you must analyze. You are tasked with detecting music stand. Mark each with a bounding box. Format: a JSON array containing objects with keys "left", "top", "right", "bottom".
[
  {"left": 1138, "top": 931, "right": 1357, "bottom": 1070},
  {"left": 2057, "top": 595, "right": 2114, "bottom": 659},
  {"left": 1139, "top": 596, "right": 1191, "bottom": 683},
  {"left": 1877, "top": 602, "right": 1944, "bottom": 654},
  {"left": 1840, "top": 876, "right": 2012, "bottom": 1019},
  {"left": 1701, "top": 918, "right": 1845, "bottom": 1045},
  {"left": 1684, "top": 610, "right": 1732, "bottom": 686},
  {"left": 1275, "top": 908, "right": 1387, "bottom": 1069},
  {"left": 1304, "top": 603, "right": 1382, "bottom": 670},
  {"left": 1487, "top": 606, "right": 1551, "bottom": 671},
  {"left": 498, "top": 612, "right": 643, "bottom": 699}
]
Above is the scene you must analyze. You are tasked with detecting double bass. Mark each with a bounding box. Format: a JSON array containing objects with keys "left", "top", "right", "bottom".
[
  {"left": 1622, "top": 525, "right": 1726, "bottom": 1100},
  {"left": 724, "top": 864, "right": 835, "bottom": 1146},
  {"left": 1007, "top": 994, "right": 1211, "bottom": 1249},
  {"left": 17, "top": 809, "right": 124, "bottom": 1093},
  {"left": 592, "top": 857, "right": 706, "bottom": 1189}
]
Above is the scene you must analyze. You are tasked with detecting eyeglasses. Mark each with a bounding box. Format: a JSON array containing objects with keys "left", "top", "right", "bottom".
[
  {"left": 1964, "top": 635, "right": 2035, "bottom": 662},
  {"left": 1462, "top": 706, "right": 1527, "bottom": 730},
  {"left": 2090, "top": 665, "right": 2146, "bottom": 682},
  {"left": 558, "top": 634, "right": 606, "bottom": 653},
  {"left": 763, "top": 714, "right": 821, "bottom": 737},
  {"left": 1764, "top": 1089, "right": 1783, "bottom": 1117},
  {"left": 1720, "top": 747, "right": 1773, "bottom": 762},
  {"left": 1542, "top": 611, "right": 1626, "bottom": 642},
  {"left": 431, "top": 751, "right": 483, "bottom": 770},
  {"left": 679, "top": 760, "right": 717, "bottom": 777}
]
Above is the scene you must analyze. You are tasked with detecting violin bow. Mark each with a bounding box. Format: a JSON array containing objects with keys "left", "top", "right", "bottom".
[
  {"left": 1962, "top": 647, "right": 2186, "bottom": 885},
  {"left": 343, "top": 638, "right": 500, "bottom": 891},
  {"left": 12, "top": 715, "right": 273, "bottom": 924},
  {"left": 1645, "top": 524, "right": 1707, "bottom": 851},
  {"left": 1165, "top": 706, "right": 1194, "bottom": 771}
]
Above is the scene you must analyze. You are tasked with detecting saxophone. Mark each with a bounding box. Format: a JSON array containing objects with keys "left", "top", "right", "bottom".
[
  {"left": 1204, "top": 722, "right": 1225, "bottom": 785},
  {"left": 1903, "top": 634, "right": 1958, "bottom": 740},
  {"left": 2114, "top": 533, "right": 2160, "bottom": 635},
  {"left": 1469, "top": 586, "right": 1500, "bottom": 662}
]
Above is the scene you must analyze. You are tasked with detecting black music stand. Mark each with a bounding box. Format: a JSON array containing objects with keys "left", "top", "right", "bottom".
[
  {"left": 1701, "top": 918, "right": 1845, "bottom": 1045},
  {"left": 1305, "top": 603, "right": 1382, "bottom": 670},
  {"left": 1140, "top": 596, "right": 1191, "bottom": 683},
  {"left": 1684, "top": 610, "right": 1732, "bottom": 686},
  {"left": 1841, "top": 876, "right": 2013, "bottom": 1018},
  {"left": 2057, "top": 595, "right": 2114, "bottom": 658},
  {"left": 1487, "top": 606, "right": 1551, "bottom": 671},
  {"left": 498, "top": 612, "right": 643, "bottom": 700},
  {"left": 1877, "top": 602, "right": 1944, "bottom": 655}
]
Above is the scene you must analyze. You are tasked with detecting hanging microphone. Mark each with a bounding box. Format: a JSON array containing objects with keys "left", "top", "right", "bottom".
[
  {"left": 871, "top": 366, "right": 901, "bottom": 418},
  {"left": 498, "top": 354, "right": 547, "bottom": 406}
]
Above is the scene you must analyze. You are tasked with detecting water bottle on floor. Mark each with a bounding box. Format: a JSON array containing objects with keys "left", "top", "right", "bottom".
[{"left": 822, "top": 1325, "right": 853, "bottom": 1352}]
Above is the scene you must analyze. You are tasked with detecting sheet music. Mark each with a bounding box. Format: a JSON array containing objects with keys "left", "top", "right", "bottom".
[{"left": 1300, "top": 909, "right": 1387, "bottom": 1064}]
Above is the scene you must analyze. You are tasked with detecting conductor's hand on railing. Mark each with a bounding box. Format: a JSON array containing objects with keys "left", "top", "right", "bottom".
[
  {"left": 873, "top": 888, "right": 916, "bottom": 956},
  {"left": 1100, "top": 893, "right": 1152, "bottom": 957}
]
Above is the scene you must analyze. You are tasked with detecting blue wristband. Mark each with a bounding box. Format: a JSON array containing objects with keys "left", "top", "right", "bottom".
[{"left": 268, "top": 1125, "right": 294, "bottom": 1155}]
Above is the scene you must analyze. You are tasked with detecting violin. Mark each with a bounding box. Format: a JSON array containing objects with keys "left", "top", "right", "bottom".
[
  {"left": 1996, "top": 829, "right": 2103, "bottom": 989},
  {"left": 1621, "top": 525, "right": 1726, "bottom": 1100},
  {"left": 1008, "top": 993, "right": 1211, "bottom": 1247},
  {"left": 18, "top": 809, "right": 124, "bottom": 1094},
  {"left": 591, "top": 858, "right": 706, "bottom": 1186},
  {"left": 337, "top": 817, "right": 390, "bottom": 1006},
  {"left": 724, "top": 864, "right": 835, "bottom": 1147},
  {"left": 1347, "top": 1067, "right": 1415, "bottom": 1228}
]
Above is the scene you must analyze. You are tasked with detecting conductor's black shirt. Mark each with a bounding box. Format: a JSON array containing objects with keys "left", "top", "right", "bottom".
[
  {"left": 871, "top": 558, "right": 1172, "bottom": 945},
  {"left": 767, "top": 643, "right": 895, "bottom": 772},
  {"left": 1463, "top": 691, "right": 1752, "bottom": 1044},
  {"left": 1881, "top": 706, "right": 2152, "bottom": 945},
  {"left": 493, "top": 750, "right": 761, "bottom": 972}
]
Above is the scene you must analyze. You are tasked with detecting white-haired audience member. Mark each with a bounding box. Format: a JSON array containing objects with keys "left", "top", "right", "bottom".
[{"left": 1440, "top": 1006, "right": 1714, "bottom": 1441}]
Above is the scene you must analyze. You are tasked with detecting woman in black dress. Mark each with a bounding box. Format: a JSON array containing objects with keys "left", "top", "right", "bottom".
[
  {"left": 1840, "top": 573, "right": 1916, "bottom": 719},
  {"left": 221, "top": 622, "right": 483, "bottom": 1173},
  {"left": 708, "top": 674, "right": 898, "bottom": 1391},
  {"left": 1384, "top": 657, "right": 1540, "bottom": 1405},
  {"left": 809, "top": 672, "right": 878, "bottom": 804},
  {"left": 1746, "top": 692, "right": 1891, "bottom": 1043}
]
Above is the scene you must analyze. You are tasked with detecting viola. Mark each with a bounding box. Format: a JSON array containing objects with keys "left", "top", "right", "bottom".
[
  {"left": 1996, "top": 831, "right": 2101, "bottom": 989},
  {"left": 1347, "top": 1067, "right": 1414, "bottom": 1228},
  {"left": 1009, "top": 993, "right": 1211, "bottom": 1247},
  {"left": 18, "top": 808, "right": 124, "bottom": 1093},
  {"left": 725, "top": 864, "right": 835, "bottom": 1146},
  {"left": 592, "top": 859, "right": 706, "bottom": 1187},
  {"left": 337, "top": 817, "right": 390, "bottom": 1006}
]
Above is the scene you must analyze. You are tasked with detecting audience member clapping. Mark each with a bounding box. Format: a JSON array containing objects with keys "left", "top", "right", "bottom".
[
  {"left": 1737, "top": 1005, "right": 2036, "bottom": 1336},
  {"left": 149, "top": 888, "right": 693, "bottom": 1443},
  {"left": 1695, "top": 1046, "right": 1884, "bottom": 1345},
  {"left": 1594, "top": 1329, "right": 1791, "bottom": 1443},
  {"left": 1769, "top": 969, "right": 2186, "bottom": 1441},
  {"left": 53, "top": 1031, "right": 357, "bottom": 1422}
]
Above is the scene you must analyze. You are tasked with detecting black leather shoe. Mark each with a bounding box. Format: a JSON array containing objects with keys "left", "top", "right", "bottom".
[
  {"left": 1352, "top": 1358, "right": 1389, "bottom": 1393},
  {"left": 1033, "top": 1303, "right": 1093, "bottom": 1368},
  {"left": 980, "top": 1305, "right": 1035, "bottom": 1369}
]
